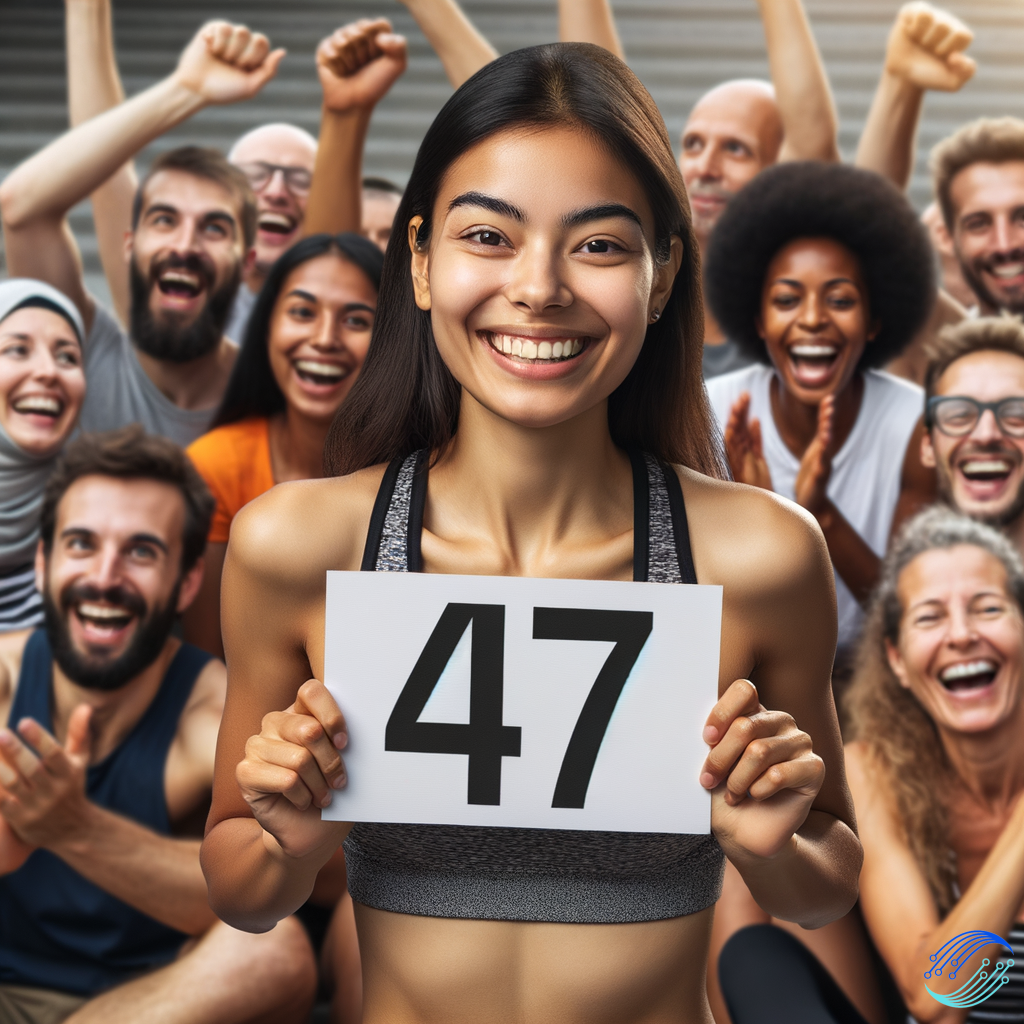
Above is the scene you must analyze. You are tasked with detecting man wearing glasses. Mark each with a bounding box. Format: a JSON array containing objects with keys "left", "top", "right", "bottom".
[
  {"left": 225, "top": 125, "right": 317, "bottom": 343},
  {"left": 923, "top": 317, "right": 1024, "bottom": 553}
]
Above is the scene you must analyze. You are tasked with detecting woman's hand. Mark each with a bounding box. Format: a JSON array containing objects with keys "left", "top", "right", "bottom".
[
  {"left": 724, "top": 393, "right": 773, "bottom": 490},
  {"left": 235, "top": 679, "right": 349, "bottom": 861},
  {"left": 793, "top": 395, "right": 834, "bottom": 516},
  {"left": 316, "top": 18, "right": 408, "bottom": 113},
  {"left": 702, "top": 679, "right": 824, "bottom": 862}
]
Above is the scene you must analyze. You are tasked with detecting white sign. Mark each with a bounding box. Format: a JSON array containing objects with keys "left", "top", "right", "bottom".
[{"left": 322, "top": 571, "right": 721, "bottom": 834}]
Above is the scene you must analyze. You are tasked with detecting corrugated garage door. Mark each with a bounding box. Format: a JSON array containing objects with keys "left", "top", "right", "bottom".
[{"left": 2, "top": 0, "right": 1023, "bottom": 302}]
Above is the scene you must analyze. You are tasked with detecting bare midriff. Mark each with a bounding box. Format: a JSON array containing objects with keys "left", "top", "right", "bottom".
[{"left": 355, "top": 902, "right": 716, "bottom": 1024}]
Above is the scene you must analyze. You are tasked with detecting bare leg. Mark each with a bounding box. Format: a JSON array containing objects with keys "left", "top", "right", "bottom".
[
  {"left": 322, "top": 890, "right": 363, "bottom": 1024},
  {"left": 64, "top": 917, "right": 317, "bottom": 1024}
]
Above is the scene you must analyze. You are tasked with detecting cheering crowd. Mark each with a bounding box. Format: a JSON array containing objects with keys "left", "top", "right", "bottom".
[{"left": 1, "top": 0, "right": 1024, "bottom": 1021}]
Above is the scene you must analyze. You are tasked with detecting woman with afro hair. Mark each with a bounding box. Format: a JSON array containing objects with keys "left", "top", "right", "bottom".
[{"left": 705, "top": 161, "right": 938, "bottom": 657}]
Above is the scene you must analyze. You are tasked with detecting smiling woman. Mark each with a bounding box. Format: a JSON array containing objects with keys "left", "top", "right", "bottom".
[
  {"left": 704, "top": 162, "right": 938, "bottom": 657},
  {"left": 0, "top": 279, "right": 85, "bottom": 633},
  {"left": 183, "top": 232, "right": 383, "bottom": 658},
  {"left": 201, "top": 43, "right": 862, "bottom": 1024}
]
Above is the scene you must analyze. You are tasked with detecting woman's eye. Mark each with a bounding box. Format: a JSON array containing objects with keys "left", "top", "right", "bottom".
[
  {"left": 56, "top": 350, "right": 80, "bottom": 367},
  {"left": 345, "top": 315, "right": 373, "bottom": 330},
  {"left": 466, "top": 230, "right": 506, "bottom": 247},
  {"left": 828, "top": 295, "right": 856, "bottom": 310},
  {"left": 772, "top": 294, "right": 799, "bottom": 308},
  {"left": 288, "top": 305, "right": 317, "bottom": 321},
  {"left": 1, "top": 344, "right": 28, "bottom": 359},
  {"left": 580, "top": 239, "right": 620, "bottom": 254}
]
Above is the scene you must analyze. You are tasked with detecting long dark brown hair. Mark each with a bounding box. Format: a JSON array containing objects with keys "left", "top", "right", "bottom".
[
  {"left": 323, "top": 43, "right": 723, "bottom": 478},
  {"left": 845, "top": 506, "right": 1024, "bottom": 915}
]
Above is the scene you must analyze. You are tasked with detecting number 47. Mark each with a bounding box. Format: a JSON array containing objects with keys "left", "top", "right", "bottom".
[{"left": 385, "top": 603, "right": 653, "bottom": 809}]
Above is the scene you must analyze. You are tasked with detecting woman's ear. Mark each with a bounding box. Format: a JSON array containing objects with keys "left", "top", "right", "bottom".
[
  {"left": 649, "top": 235, "right": 683, "bottom": 322},
  {"left": 409, "top": 216, "right": 431, "bottom": 311},
  {"left": 884, "top": 637, "right": 913, "bottom": 690},
  {"left": 867, "top": 318, "right": 882, "bottom": 343}
]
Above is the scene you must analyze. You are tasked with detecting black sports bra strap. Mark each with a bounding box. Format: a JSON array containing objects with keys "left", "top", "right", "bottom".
[
  {"left": 659, "top": 458, "right": 698, "bottom": 585},
  {"left": 360, "top": 454, "right": 407, "bottom": 571},
  {"left": 628, "top": 449, "right": 649, "bottom": 583},
  {"left": 406, "top": 449, "right": 430, "bottom": 573}
]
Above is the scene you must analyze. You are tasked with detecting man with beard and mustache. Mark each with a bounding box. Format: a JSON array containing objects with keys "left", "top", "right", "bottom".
[
  {"left": 931, "top": 117, "right": 1024, "bottom": 318},
  {"left": 922, "top": 318, "right": 1024, "bottom": 555},
  {"left": 0, "top": 426, "right": 317, "bottom": 1022},
  {"left": 0, "top": 20, "right": 285, "bottom": 447}
]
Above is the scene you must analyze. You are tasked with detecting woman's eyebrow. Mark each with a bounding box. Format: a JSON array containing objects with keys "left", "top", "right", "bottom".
[
  {"left": 562, "top": 203, "right": 642, "bottom": 229},
  {"left": 448, "top": 192, "right": 525, "bottom": 222},
  {"left": 286, "top": 289, "right": 319, "bottom": 303}
]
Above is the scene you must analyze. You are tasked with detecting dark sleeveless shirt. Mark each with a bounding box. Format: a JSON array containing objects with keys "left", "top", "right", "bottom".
[
  {"left": 0, "top": 630, "right": 212, "bottom": 996},
  {"left": 343, "top": 449, "right": 725, "bottom": 924}
]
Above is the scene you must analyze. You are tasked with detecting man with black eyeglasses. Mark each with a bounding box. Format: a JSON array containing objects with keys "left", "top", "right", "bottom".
[
  {"left": 922, "top": 317, "right": 1024, "bottom": 552},
  {"left": 224, "top": 125, "right": 318, "bottom": 343}
]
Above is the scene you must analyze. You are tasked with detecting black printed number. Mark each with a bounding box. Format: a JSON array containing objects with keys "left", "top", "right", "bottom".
[
  {"left": 533, "top": 608, "right": 653, "bottom": 809},
  {"left": 385, "top": 603, "right": 522, "bottom": 805}
]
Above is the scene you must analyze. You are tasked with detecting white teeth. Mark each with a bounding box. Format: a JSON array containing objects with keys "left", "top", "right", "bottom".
[
  {"left": 13, "top": 396, "right": 61, "bottom": 415},
  {"left": 940, "top": 660, "right": 996, "bottom": 682},
  {"left": 77, "top": 603, "right": 131, "bottom": 621},
  {"left": 791, "top": 345, "right": 838, "bottom": 359},
  {"left": 259, "top": 213, "right": 294, "bottom": 230},
  {"left": 295, "top": 359, "right": 345, "bottom": 379},
  {"left": 962, "top": 460, "right": 1011, "bottom": 475},
  {"left": 992, "top": 264, "right": 1024, "bottom": 279},
  {"left": 160, "top": 271, "right": 199, "bottom": 286},
  {"left": 489, "top": 334, "right": 584, "bottom": 361}
]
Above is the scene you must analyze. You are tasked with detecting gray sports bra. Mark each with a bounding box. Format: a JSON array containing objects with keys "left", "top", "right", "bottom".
[{"left": 343, "top": 449, "right": 724, "bottom": 924}]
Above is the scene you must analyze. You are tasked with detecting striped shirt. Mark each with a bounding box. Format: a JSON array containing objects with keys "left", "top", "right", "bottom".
[
  {"left": 0, "top": 562, "right": 42, "bottom": 633},
  {"left": 966, "top": 923, "right": 1024, "bottom": 1023}
]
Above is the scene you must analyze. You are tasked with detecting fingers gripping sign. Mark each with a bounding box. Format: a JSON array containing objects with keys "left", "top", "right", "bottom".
[
  {"left": 702, "top": 680, "right": 824, "bottom": 862},
  {"left": 0, "top": 705, "right": 94, "bottom": 856},
  {"left": 236, "top": 679, "right": 350, "bottom": 861},
  {"left": 173, "top": 20, "right": 286, "bottom": 106},
  {"left": 887, "top": 2, "right": 976, "bottom": 93},
  {"left": 317, "top": 18, "right": 408, "bottom": 113}
]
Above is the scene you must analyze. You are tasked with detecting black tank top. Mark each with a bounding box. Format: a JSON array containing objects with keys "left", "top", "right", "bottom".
[
  {"left": 343, "top": 449, "right": 725, "bottom": 924},
  {"left": 0, "top": 630, "right": 212, "bottom": 996}
]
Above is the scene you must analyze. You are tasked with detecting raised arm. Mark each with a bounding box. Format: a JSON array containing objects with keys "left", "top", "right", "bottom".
[
  {"left": 557, "top": 0, "right": 624, "bottom": 60},
  {"left": 65, "top": 0, "right": 136, "bottom": 325},
  {"left": 760, "top": 0, "right": 839, "bottom": 163},
  {"left": 302, "top": 19, "right": 408, "bottom": 238},
  {"left": 395, "top": 0, "right": 496, "bottom": 89},
  {"left": 856, "top": 2, "right": 975, "bottom": 190},
  {"left": 0, "top": 21, "right": 284, "bottom": 329},
  {"left": 848, "top": 743, "right": 1024, "bottom": 1023}
]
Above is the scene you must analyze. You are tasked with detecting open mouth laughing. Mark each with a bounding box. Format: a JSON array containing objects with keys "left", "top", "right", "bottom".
[
  {"left": 258, "top": 212, "right": 297, "bottom": 240},
  {"left": 483, "top": 331, "right": 588, "bottom": 363},
  {"left": 11, "top": 394, "right": 63, "bottom": 420},
  {"left": 156, "top": 269, "right": 205, "bottom": 300},
  {"left": 786, "top": 342, "right": 842, "bottom": 388},
  {"left": 72, "top": 599, "right": 138, "bottom": 647},
  {"left": 938, "top": 659, "right": 999, "bottom": 693},
  {"left": 294, "top": 358, "right": 350, "bottom": 387}
]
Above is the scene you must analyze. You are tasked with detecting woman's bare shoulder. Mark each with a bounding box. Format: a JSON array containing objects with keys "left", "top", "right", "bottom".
[
  {"left": 677, "top": 468, "right": 832, "bottom": 599},
  {"left": 226, "top": 463, "right": 389, "bottom": 585}
]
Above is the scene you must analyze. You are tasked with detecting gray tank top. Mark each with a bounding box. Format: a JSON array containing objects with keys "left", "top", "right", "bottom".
[{"left": 343, "top": 449, "right": 724, "bottom": 924}]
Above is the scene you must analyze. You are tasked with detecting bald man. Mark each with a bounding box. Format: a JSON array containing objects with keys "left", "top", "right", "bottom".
[
  {"left": 224, "top": 123, "right": 318, "bottom": 341},
  {"left": 676, "top": 0, "right": 839, "bottom": 376}
]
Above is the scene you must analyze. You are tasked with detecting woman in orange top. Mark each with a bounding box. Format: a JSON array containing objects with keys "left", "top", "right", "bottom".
[{"left": 186, "top": 232, "right": 383, "bottom": 657}]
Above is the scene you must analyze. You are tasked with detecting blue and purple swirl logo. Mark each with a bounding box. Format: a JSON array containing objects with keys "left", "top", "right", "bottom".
[{"left": 925, "top": 931, "right": 1014, "bottom": 1009}]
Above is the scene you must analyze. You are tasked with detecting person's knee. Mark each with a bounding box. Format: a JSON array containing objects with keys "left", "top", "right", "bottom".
[{"left": 251, "top": 917, "right": 319, "bottom": 1004}]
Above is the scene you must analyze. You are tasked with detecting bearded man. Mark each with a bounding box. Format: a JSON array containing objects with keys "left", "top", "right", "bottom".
[
  {"left": 0, "top": 21, "right": 283, "bottom": 446},
  {"left": 922, "top": 318, "right": 1024, "bottom": 556},
  {"left": 0, "top": 427, "right": 316, "bottom": 1023}
]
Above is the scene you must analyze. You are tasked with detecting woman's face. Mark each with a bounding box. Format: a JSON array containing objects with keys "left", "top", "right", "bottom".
[
  {"left": 266, "top": 252, "right": 377, "bottom": 424},
  {"left": 758, "top": 237, "right": 877, "bottom": 405},
  {"left": 886, "top": 545, "right": 1024, "bottom": 736},
  {"left": 409, "top": 126, "right": 681, "bottom": 430},
  {"left": 0, "top": 306, "right": 85, "bottom": 457}
]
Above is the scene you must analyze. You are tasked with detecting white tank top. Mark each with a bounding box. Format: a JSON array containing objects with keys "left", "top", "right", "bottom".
[{"left": 706, "top": 365, "right": 924, "bottom": 649}]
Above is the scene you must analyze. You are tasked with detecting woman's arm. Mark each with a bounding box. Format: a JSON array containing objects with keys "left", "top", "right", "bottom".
[
  {"left": 848, "top": 743, "right": 1024, "bottom": 1024},
  {"left": 395, "top": 0, "right": 497, "bottom": 89},
  {"left": 201, "top": 474, "right": 379, "bottom": 932},
  {"left": 692, "top": 477, "right": 861, "bottom": 928},
  {"left": 557, "top": 0, "right": 624, "bottom": 60},
  {"left": 760, "top": 0, "right": 839, "bottom": 164},
  {"left": 64, "top": 0, "right": 136, "bottom": 326}
]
